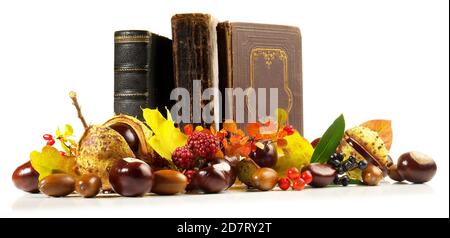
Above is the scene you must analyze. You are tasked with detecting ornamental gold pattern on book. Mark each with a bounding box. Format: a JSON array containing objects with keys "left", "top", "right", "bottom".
[{"left": 249, "top": 48, "right": 293, "bottom": 114}]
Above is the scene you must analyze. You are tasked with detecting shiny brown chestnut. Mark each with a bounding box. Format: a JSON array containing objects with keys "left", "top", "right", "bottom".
[
  {"left": 302, "top": 163, "right": 337, "bottom": 188},
  {"left": 108, "top": 123, "right": 139, "bottom": 152},
  {"left": 387, "top": 164, "right": 404, "bottom": 182},
  {"left": 39, "top": 174, "right": 75, "bottom": 197},
  {"left": 195, "top": 162, "right": 233, "bottom": 193},
  {"left": 362, "top": 164, "right": 383, "bottom": 186},
  {"left": 151, "top": 170, "right": 187, "bottom": 195},
  {"left": 251, "top": 167, "right": 278, "bottom": 191},
  {"left": 109, "top": 158, "right": 153, "bottom": 197},
  {"left": 250, "top": 140, "right": 278, "bottom": 168},
  {"left": 75, "top": 173, "right": 102, "bottom": 198},
  {"left": 12, "top": 161, "right": 39, "bottom": 193},
  {"left": 397, "top": 151, "right": 437, "bottom": 183}
]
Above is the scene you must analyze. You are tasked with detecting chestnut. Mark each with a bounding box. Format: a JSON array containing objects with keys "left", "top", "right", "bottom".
[
  {"left": 12, "top": 161, "right": 39, "bottom": 193},
  {"left": 302, "top": 163, "right": 336, "bottom": 188},
  {"left": 250, "top": 140, "right": 278, "bottom": 168},
  {"left": 75, "top": 173, "right": 102, "bottom": 198},
  {"left": 387, "top": 164, "right": 404, "bottom": 182},
  {"left": 362, "top": 164, "right": 383, "bottom": 186},
  {"left": 39, "top": 174, "right": 75, "bottom": 197},
  {"left": 151, "top": 170, "right": 187, "bottom": 195},
  {"left": 195, "top": 161, "right": 233, "bottom": 193},
  {"left": 397, "top": 151, "right": 437, "bottom": 183},
  {"left": 109, "top": 123, "right": 139, "bottom": 152},
  {"left": 109, "top": 158, "right": 153, "bottom": 197},
  {"left": 251, "top": 168, "right": 278, "bottom": 191}
]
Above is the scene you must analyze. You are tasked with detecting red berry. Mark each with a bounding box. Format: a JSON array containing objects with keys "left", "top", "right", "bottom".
[
  {"left": 184, "top": 170, "right": 197, "bottom": 184},
  {"left": 278, "top": 177, "right": 291, "bottom": 190},
  {"left": 286, "top": 167, "right": 300, "bottom": 180},
  {"left": 43, "top": 134, "right": 53, "bottom": 140},
  {"left": 283, "top": 125, "right": 295, "bottom": 135},
  {"left": 292, "top": 178, "right": 306, "bottom": 191},
  {"left": 187, "top": 132, "right": 219, "bottom": 159},
  {"left": 172, "top": 146, "right": 195, "bottom": 170},
  {"left": 301, "top": 170, "right": 313, "bottom": 184},
  {"left": 60, "top": 151, "right": 66, "bottom": 156},
  {"left": 46, "top": 139, "right": 55, "bottom": 146}
]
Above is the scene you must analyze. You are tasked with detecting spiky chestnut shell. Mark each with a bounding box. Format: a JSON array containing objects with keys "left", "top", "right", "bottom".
[{"left": 77, "top": 125, "right": 135, "bottom": 190}]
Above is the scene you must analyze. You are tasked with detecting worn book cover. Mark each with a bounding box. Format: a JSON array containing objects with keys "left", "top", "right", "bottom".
[
  {"left": 171, "top": 13, "right": 219, "bottom": 127},
  {"left": 217, "top": 22, "right": 303, "bottom": 134}
]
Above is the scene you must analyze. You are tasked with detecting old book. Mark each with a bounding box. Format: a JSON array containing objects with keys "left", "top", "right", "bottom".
[
  {"left": 217, "top": 22, "right": 304, "bottom": 135},
  {"left": 114, "top": 30, "right": 174, "bottom": 120},
  {"left": 171, "top": 13, "right": 219, "bottom": 126}
]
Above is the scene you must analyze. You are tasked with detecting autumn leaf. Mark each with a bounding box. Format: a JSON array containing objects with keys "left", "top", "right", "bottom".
[
  {"left": 223, "top": 120, "right": 238, "bottom": 133},
  {"left": 143, "top": 108, "right": 187, "bottom": 161},
  {"left": 184, "top": 124, "right": 193, "bottom": 135},
  {"left": 30, "top": 146, "right": 77, "bottom": 180},
  {"left": 361, "top": 119, "right": 393, "bottom": 150}
]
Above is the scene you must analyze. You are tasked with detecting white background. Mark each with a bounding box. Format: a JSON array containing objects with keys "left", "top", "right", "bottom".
[{"left": 0, "top": 0, "right": 448, "bottom": 218}]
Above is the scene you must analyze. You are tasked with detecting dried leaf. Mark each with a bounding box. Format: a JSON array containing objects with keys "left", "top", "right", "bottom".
[
  {"left": 246, "top": 122, "right": 261, "bottom": 137},
  {"left": 223, "top": 120, "right": 238, "bottom": 133},
  {"left": 361, "top": 119, "right": 393, "bottom": 150}
]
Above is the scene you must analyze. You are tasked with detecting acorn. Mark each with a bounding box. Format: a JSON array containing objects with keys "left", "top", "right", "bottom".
[{"left": 337, "top": 126, "right": 391, "bottom": 182}]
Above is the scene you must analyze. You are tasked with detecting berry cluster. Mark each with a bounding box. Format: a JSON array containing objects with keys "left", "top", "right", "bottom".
[
  {"left": 278, "top": 167, "right": 313, "bottom": 191},
  {"left": 172, "top": 146, "right": 195, "bottom": 169},
  {"left": 328, "top": 153, "right": 368, "bottom": 186},
  {"left": 187, "top": 132, "right": 219, "bottom": 158},
  {"left": 172, "top": 132, "right": 220, "bottom": 170}
]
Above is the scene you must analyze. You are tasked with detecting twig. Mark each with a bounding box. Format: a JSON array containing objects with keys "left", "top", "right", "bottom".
[{"left": 69, "top": 91, "right": 88, "bottom": 129}]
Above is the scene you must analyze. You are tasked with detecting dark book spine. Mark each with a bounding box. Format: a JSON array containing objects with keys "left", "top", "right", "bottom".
[
  {"left": 149, "top": 34, "right": 175, "bottom": 116},
  {"left": 171, "top": 13, "right": 219, "bottom": 127},
  {"left": 114, "top": 30, "right": 150, "bottom": 120}
]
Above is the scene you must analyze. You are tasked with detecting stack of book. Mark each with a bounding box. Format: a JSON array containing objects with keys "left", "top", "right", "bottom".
[{"left": 114, "top": 13, "right": 303, "bottom": 135}]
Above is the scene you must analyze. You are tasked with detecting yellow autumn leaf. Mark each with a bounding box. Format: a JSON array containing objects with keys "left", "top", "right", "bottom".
[
  {"left": 64, "top": 124, "right": 74, "bottom": 137},
  {"left": 143, "top": 108, "right": 187, "bottom": 161},
  {"left": 274, "top": 131, "right": 314, "bottom": 176},
  {"left": 276, "top": 108, "right": 288, "bottom": 129},
  {"left": 30, "top": 146, "right": 77, "bottom": 180}
]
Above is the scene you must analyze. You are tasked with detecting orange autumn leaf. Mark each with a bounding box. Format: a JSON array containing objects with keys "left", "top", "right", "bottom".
[
  {"left": 184, "top": 124, "right": 193, "bottom": 135},
  {"left": 361, "top": 119, "right": 393, "bottom": 150},
  {"left": 246, "top": 122, "right": 261, "bottom": 137},
  {"left": 210, "top": 125, "right": 216, "bottom": 135},
  {"left": 240, "top": 136, "right": 250, "bottom": 145},
  {"left": 230, "top": 135, "right": 241, "bottom": 144},
  {"left": 223, "top": 120, "right": 238, "bottom": 133}
]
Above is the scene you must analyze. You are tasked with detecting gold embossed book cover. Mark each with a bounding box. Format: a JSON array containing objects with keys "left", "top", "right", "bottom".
[{"left": 217, "top": 22, "right": 303, "bottom": 134}]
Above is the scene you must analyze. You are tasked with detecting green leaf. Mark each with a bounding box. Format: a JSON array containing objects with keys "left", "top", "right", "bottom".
[{"left": 310, "top": 114, "right": 345, "bottom": 163}]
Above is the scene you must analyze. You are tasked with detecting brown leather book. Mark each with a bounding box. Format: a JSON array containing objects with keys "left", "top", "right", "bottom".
[
  {"left": 171, "top": 13, "right": 219, "bottom": 127},
  {"left": 217, "top": 22, "right": 304, "bottom": 135}
]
